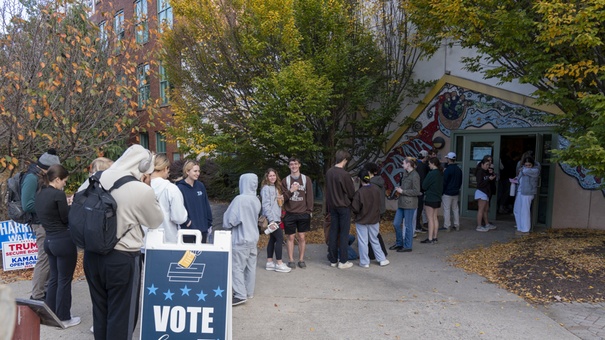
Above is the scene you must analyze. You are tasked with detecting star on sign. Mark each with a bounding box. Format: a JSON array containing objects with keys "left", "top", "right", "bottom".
[
  {"left": 180, "top": 285, "right": 191, "bottom": 296},
  {"left": 147, "top": 284, "right": 158, "bottom": 295},
  {"left": 213, "top": 286, "right": 224, "bottom": 297},
  {"left": 163, "top": 289, "right": 174, "bottom": 300},
  {"left": 196, "top": 290, "right": 208, "bottom": 301}
]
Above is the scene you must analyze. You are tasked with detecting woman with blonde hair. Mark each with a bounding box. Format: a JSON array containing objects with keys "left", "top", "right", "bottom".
[
  {"left": 176, "top": 160, "right": 213, "bottom": 243},
  {"left": 150, "top": 154, "right": 188, "bottom": 243},
  {"left": 261, "top": 168, "right": 291, "bottom": 273}
]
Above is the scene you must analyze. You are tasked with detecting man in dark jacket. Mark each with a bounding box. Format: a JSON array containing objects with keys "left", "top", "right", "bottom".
[
  {"left": 442, "top": 152, "right": 462, "bottom": 231},
  {"left": 415, "top": 150, "right": 430, "bottom": 232},
  {"left": 325, "top": 150, "right": 356, "bottom": 269}
]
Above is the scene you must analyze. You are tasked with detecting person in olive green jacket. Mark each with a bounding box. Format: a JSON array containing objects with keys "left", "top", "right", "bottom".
[{"left": 421, "top": 157, "right": 443, "bottom": 244}]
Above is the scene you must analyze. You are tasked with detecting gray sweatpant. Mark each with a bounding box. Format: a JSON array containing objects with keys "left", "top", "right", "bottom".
[{"left": 232, "top": 246, "right": 257, "bottom": 300}]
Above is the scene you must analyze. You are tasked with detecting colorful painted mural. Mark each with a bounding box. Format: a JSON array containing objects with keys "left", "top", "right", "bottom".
[{"left": 381, "top": 82, "right": 602, "bottom": 194}]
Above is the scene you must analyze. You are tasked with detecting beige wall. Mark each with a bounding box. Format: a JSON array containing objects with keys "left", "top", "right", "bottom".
[{"left": 551, "top": 166, "right": 605, "bottom": 230}]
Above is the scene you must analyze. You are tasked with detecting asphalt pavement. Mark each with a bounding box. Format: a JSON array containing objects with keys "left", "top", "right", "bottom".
[{"left": 4, "top": 204, "right": 605, "bottom": 339}]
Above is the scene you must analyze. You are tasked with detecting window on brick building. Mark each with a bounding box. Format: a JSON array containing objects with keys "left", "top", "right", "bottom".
[
  {"left": 159, "top": 63, "right": 169, "bottom": 105},
  {"left": 156, "top": 132, "right": 167, "bottom": 154},
  {"left": 158, "top": 0, "right": 173, "bottom": 33},
  {"left": 134, "top": 0, "right": 149, "bottom": 44},
  {"left": 140, "top": 132, "right": 149, "bottom": 149},
  {"left": 137, "top": 63, "right": 150, "bottom": 108},
  {"left": 114, "top": 10, "right": 124, "bottom": 54}
]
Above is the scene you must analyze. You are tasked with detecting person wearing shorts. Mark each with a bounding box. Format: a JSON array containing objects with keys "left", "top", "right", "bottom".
[
  {"left": 475, "top": 158, "right": 496, "bottom": 232},
  {"left": 281, "top": 157, "right": 314, "bottom": 269},
  {"left": 420, "top": 157, "right": 443, "bottom": 244}
]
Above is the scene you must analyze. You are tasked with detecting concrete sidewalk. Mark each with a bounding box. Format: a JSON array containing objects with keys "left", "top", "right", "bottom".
[{"left": 5, "top": 217, "right": 604, "bottom": 339}]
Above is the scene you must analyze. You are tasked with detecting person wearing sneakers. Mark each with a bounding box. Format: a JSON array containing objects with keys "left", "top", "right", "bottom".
[
  {"left": 34, "top": 165, "right": 80, "bottom": 328},
  {"left": 222, "top": 173, "right": 262, "bottom": 306},
  {"left": 260, "top": 168, "right": 291, "bottom": 273},
  {"left": 442, "top": 152, "right": 462, "bottom": 232},
  {"left": 475, "top": 158, "right": 496, "bottom": 232},
  {"left": 352, "top": 169, "right": 389, "bottom": 268},
  {"left": 326, "top": 150, "right": 356, "bottom": 269},
  {"left": 391, "top": 157, "right": 421, "bottom": 252},
  {"left": 420, "top": 157, "right": 443, "bottom": 244},
  {"left": 282, "top": 157, "right": 314, "bottom": 269}
]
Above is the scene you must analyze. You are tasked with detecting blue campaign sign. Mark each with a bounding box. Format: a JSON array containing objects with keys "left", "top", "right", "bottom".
[
  {"left": 141, "top": 229, "right": 232, "bottom": 340},
  {"left": 0, "top": 220, "right": 34, "bottom": 249}
]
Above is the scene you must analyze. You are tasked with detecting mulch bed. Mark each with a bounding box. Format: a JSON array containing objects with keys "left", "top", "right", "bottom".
[{"left": 450, "top": 229, "right": 605, "bottom": 304}]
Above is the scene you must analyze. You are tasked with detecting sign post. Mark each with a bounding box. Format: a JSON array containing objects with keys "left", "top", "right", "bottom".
[{"left": 140, "top": 229, "right": 232, "bottom": 340}]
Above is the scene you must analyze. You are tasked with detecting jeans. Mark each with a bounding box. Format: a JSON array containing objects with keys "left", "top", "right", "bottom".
[
  {"left": 392, "top": 208, "right": 404, "bottom": 247},
  {"left": 402, "top": 209, "right": 416, "bottom": 249},
  {"left": 44, "top": 230, "right": 77, "bottom": 321},
  {"left": 442, "top": 194, "right": 460, "bottom": 229},
  {"left": 328, "top": 207, "right": 351, "bottom": 264},
  {"left": 356, "top": 223, "right": 386, "bottom": 266}
]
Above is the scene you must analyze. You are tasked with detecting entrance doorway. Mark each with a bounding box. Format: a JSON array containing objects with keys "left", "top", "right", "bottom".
[{"left": 453, "top": 129, "right": 555, "bottom": 227}]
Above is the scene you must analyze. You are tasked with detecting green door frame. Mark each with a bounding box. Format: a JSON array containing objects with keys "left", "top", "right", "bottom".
[{"left": 451, "top": 128, "right": 557, "bottom": 227}]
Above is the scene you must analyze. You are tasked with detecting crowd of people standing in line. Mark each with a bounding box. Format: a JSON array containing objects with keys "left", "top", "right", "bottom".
[{"left": 19, "top": 143, "right": 540, "bottom": 338}]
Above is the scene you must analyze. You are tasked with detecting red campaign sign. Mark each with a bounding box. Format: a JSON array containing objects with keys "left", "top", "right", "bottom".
[{"left": 2, "top": 239, "right": 38, "bottom": 271}]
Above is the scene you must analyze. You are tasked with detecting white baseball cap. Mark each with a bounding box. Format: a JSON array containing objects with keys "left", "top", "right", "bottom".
[{"left": 446, "top": 152, "right": 456, "bottom": 160}]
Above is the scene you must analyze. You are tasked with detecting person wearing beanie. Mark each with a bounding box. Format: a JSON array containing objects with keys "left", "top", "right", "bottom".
[
  {"left": 82, "top": 144, "right": 163, "bottom": 339},
  {"left": 21, "top": 148, "right": 61, "bottom": 301}
]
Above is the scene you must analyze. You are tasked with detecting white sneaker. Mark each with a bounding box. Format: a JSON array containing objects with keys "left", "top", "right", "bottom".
[
  {"left": 62, "top": 316, "right": 81, "bottom": 329},
  {"left": 338, "top": 261, "right": 353, "bottom": 269},
  {"left": 274, "top": 262, "right": 292, "bottom": 273},
  {"left": 379, "top": 260, "right": 390, "bottom": 267},
  {"left": 330, "top": 262, "right": 338, "bottom": 267},
  {"left": 486, "top": 223, "right": 497, "bottom": 230},
  {"left": 265, "top": 262, "right": 275, "bottom": 271},
  {"left": 360, "top": 263, "right": 369, "bottom": 268},
  {"left": 90, "top": 325, "right": 94, "bottom": 333},
  {"left": 476, "top": 226, "right": 489, "bottom": 232}
]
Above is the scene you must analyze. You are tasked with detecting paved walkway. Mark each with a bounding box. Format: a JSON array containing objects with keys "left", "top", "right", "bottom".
[{"left": 4, "top": 209, "right": 605, "bottom": 339}]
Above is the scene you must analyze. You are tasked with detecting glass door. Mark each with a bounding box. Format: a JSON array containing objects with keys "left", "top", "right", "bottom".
[{"left": 460, "top": 134, "right": 500, "bottom": 221}]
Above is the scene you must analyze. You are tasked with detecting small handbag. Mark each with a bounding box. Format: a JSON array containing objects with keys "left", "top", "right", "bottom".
[{"left": 258, "top": 215, "right": 268, "bottom": 233}]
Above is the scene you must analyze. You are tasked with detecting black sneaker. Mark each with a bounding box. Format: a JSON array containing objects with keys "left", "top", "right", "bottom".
[
  {"left": 287, "top": 262, "right": 296, "bottom": 269},
  {"left": 389, "top": 244, "right": 402, "bottom": 250},
  {"left": 420, "top": 238, "right": 432, "bottom": 244},
  {"left": 397, "top": 248, "right": 412, "bottom": 252},
  {"left": 232, "top": 297, "right": 247, "bottom": 306},
  {"left": 433, "top": 238, "right": 438, "bottom": 244}
]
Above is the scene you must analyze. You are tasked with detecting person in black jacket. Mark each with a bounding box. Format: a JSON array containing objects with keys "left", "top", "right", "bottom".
[
  {"left": 475, "top": 159, "right": 496, "bottom": 232},
  {"left": 442, "top": 152, "right": 462, "bottom": 231},
  {"left": 34, "top": 164, "right": 80, "bottom": 328}
]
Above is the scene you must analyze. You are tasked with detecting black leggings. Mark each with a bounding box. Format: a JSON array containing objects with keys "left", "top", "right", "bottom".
[{"left": 267, "top": 228, "right": 284, "bottom": 260}]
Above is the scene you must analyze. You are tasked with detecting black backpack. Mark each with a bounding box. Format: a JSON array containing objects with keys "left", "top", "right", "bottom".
[
  {"left": 5, "top": 171, "right": 32, "bottom": 224},
  {"left": 69, "top": 172, "right": 137, "bottom": 255}
]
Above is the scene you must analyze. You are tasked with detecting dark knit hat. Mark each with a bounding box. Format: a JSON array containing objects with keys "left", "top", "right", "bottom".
[{"left": 37, "top": 149, "right": 61, "bottom": 170}]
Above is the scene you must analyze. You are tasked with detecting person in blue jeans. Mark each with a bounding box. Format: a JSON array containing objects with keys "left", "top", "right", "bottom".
[{"left": 391, "top": 157, "right": 421, "bottom": 252}]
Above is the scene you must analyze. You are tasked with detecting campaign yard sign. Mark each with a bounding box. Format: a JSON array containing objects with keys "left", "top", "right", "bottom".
[
  {"left": 141, "top": 229, "right": 232, "bottom": 340},
  {"left": 2, "top": 239, "right": 38, "bottom": 271},
  {"left": 1, "top": 220, "right": 37, "bottom": 271}
]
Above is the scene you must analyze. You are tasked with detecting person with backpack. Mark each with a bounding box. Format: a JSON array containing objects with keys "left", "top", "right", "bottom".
[
  {"left": 281, "top": 157, "right": 314, "bottom": 269},
  {"left": 82, "top": 145, "right": 163, "bottom": 340},
  {"left": 21, "top": 148, "right": 61, "bottom": 301},
  {"left": 34, "top": 164, "right": 80, "bottom": 328}
]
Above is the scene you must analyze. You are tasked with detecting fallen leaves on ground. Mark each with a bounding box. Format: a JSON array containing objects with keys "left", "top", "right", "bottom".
[{"left": 450, "top": 229, "right": 605, "bottom": 304}]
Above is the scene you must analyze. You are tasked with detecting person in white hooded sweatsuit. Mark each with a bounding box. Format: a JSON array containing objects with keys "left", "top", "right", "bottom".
[{"left": 222, "top": 173, "right": 261, "bottom": 306}]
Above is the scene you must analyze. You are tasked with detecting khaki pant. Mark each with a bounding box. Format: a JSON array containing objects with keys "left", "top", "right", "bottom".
[{"left": 31, "top": 223, "right": 49, "bottom": 300}]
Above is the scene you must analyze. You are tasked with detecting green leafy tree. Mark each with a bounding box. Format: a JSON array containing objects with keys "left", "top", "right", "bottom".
[
  {"left": 163, "top": 0, "right": 432, "bottom": 187},
  {"left": 0, "top": 0, "right": 159, "bottom": 174},
  {"left": 405, "top": 0, "right": 605, "bottom": 180}
]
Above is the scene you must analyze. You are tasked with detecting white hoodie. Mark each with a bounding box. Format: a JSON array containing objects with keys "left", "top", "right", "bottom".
[{"left": 151, "top": 177, "right": 188, "bottom": 243}]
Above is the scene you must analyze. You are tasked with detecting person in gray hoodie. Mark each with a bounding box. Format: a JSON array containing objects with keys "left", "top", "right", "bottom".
[{"left": 222, "top": 173, "right": 261, "bottom": 306}]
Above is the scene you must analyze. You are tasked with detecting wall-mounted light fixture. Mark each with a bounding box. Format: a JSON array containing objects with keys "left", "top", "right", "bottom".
[{"left": 432, "top": 136, "right": 445, "bottom": 150}]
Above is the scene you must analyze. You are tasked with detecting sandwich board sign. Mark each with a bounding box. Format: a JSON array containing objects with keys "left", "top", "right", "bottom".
[{"left": 140, "top": 229, "right": 232, "bottom": 340}]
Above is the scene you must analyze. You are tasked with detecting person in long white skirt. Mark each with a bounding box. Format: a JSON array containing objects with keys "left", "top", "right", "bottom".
[{"left": 514, "top": 156, "right": 540, "bottom": 235}]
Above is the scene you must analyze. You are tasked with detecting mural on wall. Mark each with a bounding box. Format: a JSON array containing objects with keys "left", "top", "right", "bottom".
[
  {"left": 380, "top": 83, "right": 602, "bottom": 195},
  {"left": 558, "top": 136, "right": 603, "bottom": 191}
]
